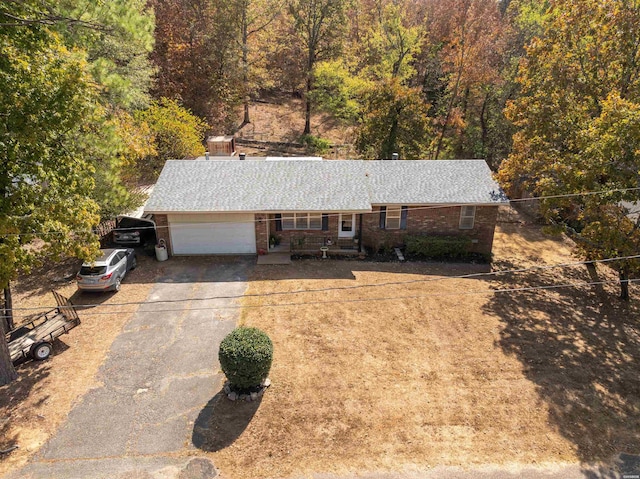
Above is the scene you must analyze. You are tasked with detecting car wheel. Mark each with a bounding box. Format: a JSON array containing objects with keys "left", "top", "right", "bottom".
[
  {"left": 131, "top": 256, "right": 137, "bottom": 270},
  {"left": 114, "top": 276, "right": 122, "bottom": 292},
  {"left": 31, "top": 342, "right": 52, "bottom": 360}
]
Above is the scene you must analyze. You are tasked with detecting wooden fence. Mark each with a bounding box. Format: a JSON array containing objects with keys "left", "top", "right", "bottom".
[{"left": 93, "top": 219, "right": 116, "bottom": 246}]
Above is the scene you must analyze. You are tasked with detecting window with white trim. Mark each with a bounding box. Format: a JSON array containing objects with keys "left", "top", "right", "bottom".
[
  {"left": 385, "top": 206, "right": 402, "bottom": 229},
  {"left": 459, "top": 205, "right": 476, "bottom": 229},
  {"left": 281, "top": 213, "right": 323, "bottom": 230}
]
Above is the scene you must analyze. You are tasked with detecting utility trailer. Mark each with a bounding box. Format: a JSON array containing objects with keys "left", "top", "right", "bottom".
[{"left": 7, "top": 291, "right": 80, "bottom": 362}]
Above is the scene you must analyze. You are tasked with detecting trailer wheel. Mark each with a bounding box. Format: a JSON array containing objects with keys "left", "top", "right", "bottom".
[{"left": 31, "top": 342, "right": 52, "bottom": 360}]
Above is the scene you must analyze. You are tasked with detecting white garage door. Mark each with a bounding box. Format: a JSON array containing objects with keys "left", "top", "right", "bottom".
[{"left": 168, "top": 213, "right": 256, "bottom": 254}]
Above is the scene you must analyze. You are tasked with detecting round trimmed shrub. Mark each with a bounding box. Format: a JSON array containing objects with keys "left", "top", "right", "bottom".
[{"left": 219, "top": 327, "right": 273, "bottom": 390}]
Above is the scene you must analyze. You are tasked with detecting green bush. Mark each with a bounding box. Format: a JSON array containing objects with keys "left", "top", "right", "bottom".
[
  {"left": 219, "top": 327, "right": 273, "bottom": 390},
  {"left": 300, "top": 134, "right": 331, "bottom": 155},
  {"left": 405, "top": 235, "right": 472, "bottom": 260},
  {"left": 269, "top": 234, "right": 280, "bottom": 247}
]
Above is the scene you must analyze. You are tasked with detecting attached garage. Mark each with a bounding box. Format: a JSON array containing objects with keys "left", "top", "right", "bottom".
[{"left": 168, "top": 213, "right": 256, "bottom": 255}]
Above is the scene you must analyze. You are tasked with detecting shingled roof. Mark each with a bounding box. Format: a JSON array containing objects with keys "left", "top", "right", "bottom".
[
  {"left": 364, "top": 160, "right": 508, "bottom": 205},
  {"left": 144, "top": 159, "right": 508, "bottom": 213}
]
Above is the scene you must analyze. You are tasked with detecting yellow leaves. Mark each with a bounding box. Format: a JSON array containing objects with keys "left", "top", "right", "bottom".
[
  {"left": 131, "top": 98, "right": 209, "bottom": 177},
  {"left": 356, "top": 2, "right": 424, "bottom": 82},
  {"left": 111, "top": 110, "right": 157, "bottom": 167}
]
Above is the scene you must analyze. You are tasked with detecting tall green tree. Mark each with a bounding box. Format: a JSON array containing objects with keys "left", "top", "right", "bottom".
[
  {"left": 312, "top": 1, "right": 428, "bottom": 154},
  {"left": 54, "top": 0, "right": 155, "bottom": 110},
  {"left": 288, "top": 0, "right": 349, "bottom": 134},
  {"left": 498, "top": 0, "right": 640, "bottom": 300},
  {"left": 309, "top": 59, "right": 369, "bottom": 123},
  {"left": 5, "top": 0, "right": 158, "bottom": 221},
  {"left": 356, "top": 78, "right": 433, "bottom": 159},
  {"left": 0, "top": 6, "right": 102, "bottom": 384},
  {"left": 357, "top": 1, "right": 423, "bottom": 82},
  {"left": 0, "top": 0, "right": 157, "bottom": 383},
  {"left": 53, "top": 0, "right": 156, "bottom": 219}
]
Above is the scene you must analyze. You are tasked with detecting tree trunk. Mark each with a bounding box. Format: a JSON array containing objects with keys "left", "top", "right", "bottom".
[
  {"left": 480, "top": 92, "right": 489, "bottom": 161},
  {"left": 0, "top": 290, "right": 18, "bottom": 385},
  {"left": 3, "top": 285, "right": 14, "bottom": 332},
  {"left": 455, "top": 86, "right": 471, "bottom": 158},
  {"left": 242, "top": 5, "right": 250, "bottom": 125},
  {"left": 434, "top": 4, "right": 469, "bottom": 160},
  {"left": 434, "top": 65, "right": 463, "bottom": 160},
  {"left": 619, "top": 266, "right": 630, "bottom": 301},
  {"left": 304, "top": 74, "right": 312, "bottom": 135},
  {"left": 585, "top": 262, "right": 606, "bottom": 301},
  {"left": 243, "top": 102, "right": 250, "bottom": 125},
  {"left": 382, "top": 108, "right": 399, "bottom": 159}
]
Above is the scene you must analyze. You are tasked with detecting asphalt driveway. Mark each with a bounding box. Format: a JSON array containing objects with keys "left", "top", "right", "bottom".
[{"left": 8, "top": 257, "right": 253, "bottom": 479}]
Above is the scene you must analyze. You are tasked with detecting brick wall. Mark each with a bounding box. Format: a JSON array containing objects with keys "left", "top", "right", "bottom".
[
  {"left": 156, "top": 207, "right": 499, "bottom": 257},
  {"left": 153, "top": 214, "right": 173, "bottom": 255},
  {"left": 361, "top": 205, "right": 499, "bottom": 255},
  {"left": 255, "top": 214, "right": 269, "bottom": 252},
  {"left": 266, "top": 213, "right": 341, "bottom": 249}
]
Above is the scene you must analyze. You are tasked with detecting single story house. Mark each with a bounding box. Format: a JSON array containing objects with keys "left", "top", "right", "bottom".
[{"left": 144, "top": 159, "right": 509, "bottom": 256}]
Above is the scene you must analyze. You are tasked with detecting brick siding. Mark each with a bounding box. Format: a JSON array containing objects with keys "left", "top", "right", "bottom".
[
  {"left": 265, "top": 213, "right": 342, "bottom": 249},
  {"left": 255, "top": 213, "right": 269, "bottom": 253},
  {"left": 361, "top": 205, "right": 499, "bottom": 255},
  {"left": 152, "top": 214, "right": 173, "bottom": 255},
  {"left": 157, "top": 206, "right": 499, "bottom": 257}
]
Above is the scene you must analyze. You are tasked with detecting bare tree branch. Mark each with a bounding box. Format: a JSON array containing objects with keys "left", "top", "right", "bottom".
[{"left": 0, "top": 9, "right": 112, "bottom": 32}]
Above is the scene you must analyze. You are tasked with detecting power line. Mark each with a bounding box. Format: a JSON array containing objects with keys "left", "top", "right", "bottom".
[
  {"left": 507, "top": 187, "right": 640, "bottom": 203},
  {"left": 1, "top": 186, "right": 639, "bottom": 236},
  {"left": 6, "top": 254, "right": 640, "bottom": 315},
  {"left": 6, "top": 277, "right": 637, "bottom": 319}
]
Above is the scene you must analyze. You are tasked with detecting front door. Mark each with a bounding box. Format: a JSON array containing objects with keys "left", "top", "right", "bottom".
[{"left": 338, "top": 214, "right": 356, "bottom": 238}]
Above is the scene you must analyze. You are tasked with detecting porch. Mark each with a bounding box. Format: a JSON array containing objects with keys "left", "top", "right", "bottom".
[
  {"left": 261, "top": 211, "right": 363, "bottom": 257},
  {"left": 288, "top": 235, "right": 361, "bottom": 256}
]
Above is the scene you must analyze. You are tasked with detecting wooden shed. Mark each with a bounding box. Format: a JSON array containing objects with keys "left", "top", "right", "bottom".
[{"left": 207, "top": 136, "right": 236, "bottom": 156}]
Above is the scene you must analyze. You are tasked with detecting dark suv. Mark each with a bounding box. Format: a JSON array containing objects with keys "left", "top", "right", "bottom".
[{"left": 112, "top": 215, "right": 157, "bottom": 247}]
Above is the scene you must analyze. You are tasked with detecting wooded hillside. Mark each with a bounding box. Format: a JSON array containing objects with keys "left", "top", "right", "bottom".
[{"left": 151, "top": 0, "right": 534, "bottom": 164}]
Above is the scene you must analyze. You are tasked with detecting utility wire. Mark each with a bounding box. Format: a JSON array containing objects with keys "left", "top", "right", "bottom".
[
  {"left": 1, "top": 186, "right": 639, "bottom": 236},
  {"left": 6, "top": 277, "right": 637, "bottom": 319},
  {"left": 5, "top": 254, "right": 640, "bottom": 315}
]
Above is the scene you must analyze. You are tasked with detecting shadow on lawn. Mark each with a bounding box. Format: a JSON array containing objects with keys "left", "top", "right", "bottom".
[
  {"left": 11, "top": 257, "right": 80, "bottom": 300},
  {"left": 483, "top": 265, "right": 640, "bottom": 474},
  {"left": 0, "top": 360, "right": 51, "bottom": 454},
  {"left": 192, "top": 390, "right": 262, "bottom": 452}
]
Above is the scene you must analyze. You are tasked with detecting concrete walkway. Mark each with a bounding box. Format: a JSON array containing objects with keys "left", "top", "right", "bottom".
[
  {"left": 7, "top": 258, "right": 252, "bottom": 479},
  {"left": 257, "top": 253, "right": 291, "bottom": 265}
]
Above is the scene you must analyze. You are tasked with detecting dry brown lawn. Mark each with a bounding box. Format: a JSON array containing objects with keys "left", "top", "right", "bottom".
[
  {"left": 0, "top": 254, "right": 161, "bottom": 475},
  {"left": 203, "top": 220, "right": 640, "bottom": 478}
]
